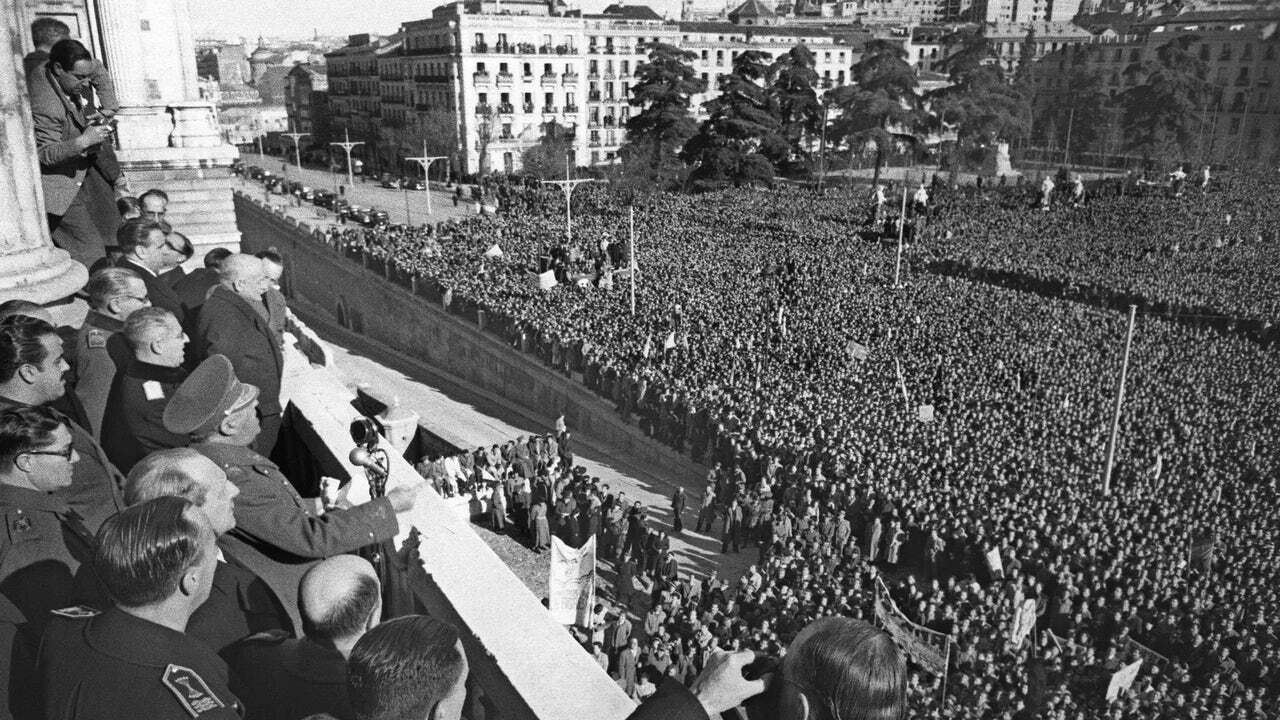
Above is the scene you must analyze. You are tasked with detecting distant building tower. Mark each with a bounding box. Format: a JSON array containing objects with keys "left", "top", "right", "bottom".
[{"left": 728, "top": 0, "right": 777, "bottom": 25}]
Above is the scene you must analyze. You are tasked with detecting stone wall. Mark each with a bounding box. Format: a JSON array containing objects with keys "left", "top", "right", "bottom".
[{"left": 233, "top": 192, "right": 694, "bottom": 485}]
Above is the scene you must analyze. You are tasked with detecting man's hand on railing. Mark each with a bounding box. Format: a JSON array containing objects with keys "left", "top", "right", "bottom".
[{"left": 387, "top": 481, "right": 429, "bottom": 512}]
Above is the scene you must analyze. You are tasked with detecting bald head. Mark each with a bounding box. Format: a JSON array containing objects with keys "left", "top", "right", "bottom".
[
  {"left": 219, "top": 254, "right": 270, "bottom": 302},
  {"left": 300, "top": 555, "right": 382, "bottom": 651}
]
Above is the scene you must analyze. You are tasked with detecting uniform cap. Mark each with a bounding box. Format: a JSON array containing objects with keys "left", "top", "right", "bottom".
[{"left": 163, "top": 354, "right": 259, "bottom": 437}]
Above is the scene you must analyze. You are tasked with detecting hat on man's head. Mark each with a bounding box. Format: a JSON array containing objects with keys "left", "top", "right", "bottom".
[{"left": 163, "top": 354, "right": 259, "bottom": 437}]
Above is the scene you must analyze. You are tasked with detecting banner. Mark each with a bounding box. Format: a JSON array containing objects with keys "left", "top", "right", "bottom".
[
  {"left": 985, "top": 548, "right": 1004, "bottom": 580},
  {"left": 1121, "top": 638, "right": 1172, "bottom": 677},
  {"left": 846, "top": 340, "right": 870, "bottom": 361},
  {"left": 917, "top": 404, "right": 935, "bottom": 423},
  {"left": 1010, "top": 598, "right": 1037, "bottom": 646},
  {"left": 549, "top": 536, "right": 596, "bottom": 627},
  {"left": 483, "top": 243, "right": 504, "bottom": 258},
  {"left": 874, "top": 578, "right": 950, "bottom": 676},
  {"left": 1105, "top": 659, "right": 1143, "bottom": 701},
  {"left": 536, "top": 270, "right": 558, "bottom": 291}
]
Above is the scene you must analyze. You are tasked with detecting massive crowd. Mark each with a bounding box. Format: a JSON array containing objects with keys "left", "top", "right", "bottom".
[{"left": 319, "top": 173, "right": 1278, "bottom": 720}]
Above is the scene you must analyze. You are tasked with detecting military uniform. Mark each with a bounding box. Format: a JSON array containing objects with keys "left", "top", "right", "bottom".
[
  {"left": 0, "top": 484, "right": 99, "bottom": 719},
  {"left": 226, "top": 632, "right": 352, "bottom": 720},
  {"left": 188, "top": 557, "right": 292, "bottom": 660},
  {"left": 68, "top": 311, "right": 131, "bottom": 439},
  {"left": 99, "top": 359, "right": 189, "bottom": 474},
  {"left": 37, "top": 606, "right": 243, "bottom": 720},
  {"left": 0, "top": 398, "right": 124, "bottom": 535},
  {"left": 192, "top": 442, "right": 398, "bottom": 635}
]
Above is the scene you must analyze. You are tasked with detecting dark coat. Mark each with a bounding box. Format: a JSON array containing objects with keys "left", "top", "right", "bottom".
[
  {"left": 187, "top": 557, "right": 292, "bottom": 660},
  {"left": 68, "top": 312, "right": 130, "bottom": 439},
  {"left": 192, "top": 443, "right": 399, "bottom": 635},
  {"left": 99, "top": 359, "right": 188, "bottom": 474},
  {"left": 195, "top": 286, "right": 284, "bottom": 417},
  {"left": 227, "top": 632, "right": 352, "bottom": 720},
  {"left": 117, "top": 259, "right": 187, "bottom": 330},
  {"left": 37, "top": 607, "right": 243, "bottom": 720}
]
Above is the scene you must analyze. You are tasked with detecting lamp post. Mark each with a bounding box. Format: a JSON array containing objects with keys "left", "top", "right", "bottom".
[
  {"left": 406, "top": 140, "right": 448, "bottom": 219},
  {"left": 541, "top": 160, "right": 597, "bottom": 244},
  {"left": 330, "top": 128, "right": 364, "bottom": 191},
  {"left": 282, "top": 122, "right": 310, "bottom": 176}
]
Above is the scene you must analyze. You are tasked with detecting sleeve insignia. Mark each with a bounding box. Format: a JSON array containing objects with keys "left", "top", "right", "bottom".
[
  {"left": 86, "top": 330, "right": 107, "bottom": 349},
  {"left": 51, "top": 605, "right": 100, "bottom": 619},
  {"left": 13, "top": 516, "right": 31, "bottom": 533},
  {"left": 162, "top": 664, "right": 227, "bottom": 717}
]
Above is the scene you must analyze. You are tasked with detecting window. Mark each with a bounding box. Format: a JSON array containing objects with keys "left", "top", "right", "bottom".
[
  {"left": 523, "top": 63, "right": 532, "bottom": 76},
  {"left": 497, "top": 34, "right": 508, "bottom": 47},
  {"left": 621, "top": 60, "right": 630, "bottom": 74},
  {"left": 544, "top": 92, "right": 554, "bottom": 105},
  {"left": 566, "top": 92, "right": 575, "bottom": 105},
  {"left": 544, "top": 63, "right": 553, "bottom": 74},
  {"left": 475, "top": 33, "right": 485, "bottom": 47},
  {"left": 478, "top": 92, "right": 488, "bottom": 104},
  {"left": 499, "top": 62, "right": 509, "bottom": 73}
]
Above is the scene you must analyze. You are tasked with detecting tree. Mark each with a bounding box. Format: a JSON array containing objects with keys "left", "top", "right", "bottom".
[
  {"left": 520, "top": 121, "right": 574, "bottom": 179},
  {"left": 826, "top": 39, "right": 926, "bottom": 188},
  {"left": 1118, "top": 35, "right": 1208, "bottom": 163},
  {"left": 416, "top": 110, "right": 460, "bottom": 181},
  {"left": 681, "top": 50, "right": 786, "bottom": 189},
  {"left": 621, "top": 42, "right": 705, "bottom": 187},
  {"left": 769, "top": 44, "right": 822, "bottom": 169},
  {"left": 1035, "top": 63, "right": 1115, "bottom": 164},
  {"left": 930, "top": 29, "right": 1029, "bottom": 172}
]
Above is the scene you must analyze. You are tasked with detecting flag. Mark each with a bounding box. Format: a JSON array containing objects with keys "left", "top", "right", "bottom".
[
  {"left": 1105, "top": 660, "right": 1143, "bottom": 702},
  {"left": 483, "top": 243, "right": 503, "bottom": 258},
  {"left": 663, "top": 332, "right": 676, "bottom": 351},
  {"left": 985, "top": 548, "right": 1004, "bottom": 580},
  {"left": 917, "top": 404, "right": 935, "bottom": 423},
  {"left": 642, "top": 334, "right": 654, "bottom": 358}
]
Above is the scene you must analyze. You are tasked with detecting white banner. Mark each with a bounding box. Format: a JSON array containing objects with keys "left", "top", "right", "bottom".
[
  {"left": 1011, "top": 598, "right": 1037, "bottom": 646},
  {"left": 1106, "top": 659, "right": 1143, "bottom": 702},
  {"left": 985, "top": 548, "right": 1004, "bottom": 580},
  {"left": 549, "top": 536, "right": 596, "bottom": 627}
]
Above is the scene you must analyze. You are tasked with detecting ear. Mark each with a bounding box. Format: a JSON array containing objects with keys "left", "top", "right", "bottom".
[
  {"left": 16, "top": 362, "right": 39, "bottom": 385},
  {"left": 217, "top": 411, "right": 242, "bottom": 438},
  {"left": 12, "top": 452, "right": 36, "bottom": 475},
  {"left": 178, "top": 565, "right": 203, "bottom": 598}
]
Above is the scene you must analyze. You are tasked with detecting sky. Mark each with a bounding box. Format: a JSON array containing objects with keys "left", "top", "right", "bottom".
[{"left": 191, "top": 0, "right": 694, "bottom": 41}]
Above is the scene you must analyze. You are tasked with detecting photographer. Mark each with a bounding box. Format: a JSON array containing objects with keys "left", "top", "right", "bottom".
[
  {"left": 27, "top": 38, "right": 126, "bottom": 266},
  {"left": 628, "top": 617, "right": 905, "bottom": 720}
]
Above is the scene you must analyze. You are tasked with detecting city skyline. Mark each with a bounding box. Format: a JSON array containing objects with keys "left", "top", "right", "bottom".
[{"left": 191, "top": 0, "right": 694, "bottom": 41}]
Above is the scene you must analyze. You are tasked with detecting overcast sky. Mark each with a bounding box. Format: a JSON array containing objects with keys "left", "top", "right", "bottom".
[{"left": 191, "top": 0, "right": 698, "bottom": 41}]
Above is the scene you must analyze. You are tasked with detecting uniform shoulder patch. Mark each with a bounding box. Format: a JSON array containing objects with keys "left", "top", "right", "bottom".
[
  {"left": 86, "top": 330, "right": 107, "bottom": 348},
  {"left": 51, "top": 605, "right": 100, "bottom": 619},
  {"left": 162, "top": 664, "right": 227, "bottom": 717}
]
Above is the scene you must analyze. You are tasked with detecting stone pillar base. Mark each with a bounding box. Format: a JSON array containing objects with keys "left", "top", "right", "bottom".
[{"left": 0, "top": 245, "right": 89, "bottom": 327}]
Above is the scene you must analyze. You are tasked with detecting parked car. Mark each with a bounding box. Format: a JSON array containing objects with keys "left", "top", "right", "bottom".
[
  {"left": 247, "top": 165, "right": 264, "bottom": 180},
  {"left": 365, "top": 210, "right": 390, "bottom": 227},
  {"left": 405, "top": 179, "right": 426, "bottom": 191}
]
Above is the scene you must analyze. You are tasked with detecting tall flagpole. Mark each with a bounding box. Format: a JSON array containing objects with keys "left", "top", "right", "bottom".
[
  {"left": 629, "top": 205, "right": 636, "bottom": 316},
  {"left": 894, "top": 186, "right": 907, "bottom": 288},
  {"left": 1102, "top": 304, "right": 1138, "bottom": 495}
]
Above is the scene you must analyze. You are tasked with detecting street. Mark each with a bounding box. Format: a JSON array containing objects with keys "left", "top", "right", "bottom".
[{"left": 238, "top": 151, "right": 474, "bottom": 226}]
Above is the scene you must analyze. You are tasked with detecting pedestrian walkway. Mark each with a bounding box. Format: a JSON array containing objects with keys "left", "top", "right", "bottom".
[{"left": 295, "top": 304, "right": 755, "bottom": 600}]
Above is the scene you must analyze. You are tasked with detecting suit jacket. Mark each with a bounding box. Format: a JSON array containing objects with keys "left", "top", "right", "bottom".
[
  {"left": 227, "top": 633, "right": 352, "bottom": 720},
  {"left": 118, "top": 259, "right": 187, "bottom": 329},
  {"left": 188, "top": 557, "right": 292, "bottom": 660},
  {"left": 191, "top": 442, "right": 399, "bottom": 635},
  {"left": 26, "top": 61, "right": 115, "bottom": 216},
  {"left": 196, "top": 286, "right": 284, "bottom": 416}
]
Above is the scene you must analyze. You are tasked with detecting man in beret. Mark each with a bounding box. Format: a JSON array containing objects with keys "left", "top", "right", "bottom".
[{"left": 164, "top": 354, "right": 421, "bottom": 634}]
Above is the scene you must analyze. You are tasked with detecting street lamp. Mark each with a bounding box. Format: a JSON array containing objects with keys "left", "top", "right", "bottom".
[
  {"left": 541, "top": 156, "right": 597, "bottom": 245},
  {"left": 406, "top": 140, "right": 448, "bottom": 219},
  {"left": 282, "top": 121, "right": 310, "bottom": 177},
  {"left": 330, "top": 128, "right": 364, "bottom": 192}
]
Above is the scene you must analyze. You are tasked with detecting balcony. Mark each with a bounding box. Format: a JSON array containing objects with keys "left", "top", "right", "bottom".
[
  {"left": 515, "top": 42, "right": 537, "bottom": 54},
  {"left": 541, "top": 73, "right": 558, "bottom": 86},
  {"left": 588, "top": 119, "right": 600, "bottom": 128},
  {"left": 494, "top": 43, "right": 512, "bottom": 54},
  {"left": 496, "top": 72, "right": 514, "bottom": 86},
  {"left": 522, "top": 73, "right": 535, "bottom": 83},
  {"left": 587, "top": 71, "right": 600, "bottom": 81},
  {"left": 543, "top": 105, "right": 558, "bottom": 114},
  {"left": 604, "top": 45, "right": 616, "bottom": 54},
  {"left": 604, "top": 72, "right": 616, "bottom": 80},
  {"left": 562, "top": 72, "right": 580, "bottom": 84},
  {"left": 498, "top": 102, "right": 515, "bottom": 114},
  {"left": 617, "top": 45, "right": 632, "bottom": 54},
  {"left": 556, "top": 45, "right": 577, "bottom": 55},
  {"left": 588, "top": 45, "right": 599, "bottom": 54},
  {"left": 522, "top": 103, "right": 535, "bottom": 113},
  {"left": 602, "top": 117, "right": 616, "bottom": 127},
  {"left": 565, "top": 104, "right": 579, "bottom": 113},
  {"left": 539, "top": 44, "right": 554, "bottom": 54},
  {"left": 472, "top": 44, "right": 488, "bottom": 53},
  {"left": 589, "top": 139, "right": 601, "bottom": 147},
  {"left": 588, "top": 90, "right": 601, "bottom": 102},
  {"left": 473, "top": 71, "right": 491, "bottom": 84},
  {"left": 475, "top": 103, "right": 492, "bottom": 115}
]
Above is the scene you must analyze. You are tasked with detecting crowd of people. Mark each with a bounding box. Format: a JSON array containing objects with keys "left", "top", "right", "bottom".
[{"left": 307, "top": 170, "right": 1277, "bottom": 720}]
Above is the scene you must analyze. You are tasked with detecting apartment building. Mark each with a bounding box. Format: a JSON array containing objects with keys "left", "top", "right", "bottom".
[
  {"left": 323, "top": 0, "right": 868, "bottom": 175},
  {"left": 1031, "top": 6, "right": 1280, "bottom": 164}
]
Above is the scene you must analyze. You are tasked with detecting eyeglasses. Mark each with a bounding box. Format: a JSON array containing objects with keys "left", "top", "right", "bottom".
[{"left": 24, "top": 446, "right": 75, "bottom": 461}]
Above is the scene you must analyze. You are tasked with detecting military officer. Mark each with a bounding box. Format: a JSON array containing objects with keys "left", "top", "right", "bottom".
[
  {"left": 70, "top": 267, "right": 148, "bottom": 438},
  {"left": 0, "top": 316, "right": 124, "bottom": 534},
  {"left": 37, "top": 497, "right": 242, "bottom": 719},
  {"left": 164, "top": 355, "right": 422, "bottom": 634},
  {"left": 100, "top": 306, "right": 189, "bottom": 473},
  {"left": 0, "top": 406, "right": 99, "bottom": 719}
]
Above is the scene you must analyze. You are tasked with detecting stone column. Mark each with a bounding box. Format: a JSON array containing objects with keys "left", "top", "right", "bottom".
[
  {"left": 172, "top": 0, "right": 201, "bottom": 102},
  {"left": 0, "top": 0, "right": 88, "bottom": 322},
  {"left": 93, "top": 0, "right": 148, "bottom": 107}
]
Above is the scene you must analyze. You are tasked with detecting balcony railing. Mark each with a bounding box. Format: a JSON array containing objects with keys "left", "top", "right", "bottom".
[
  {"left": 522, "top": 73, "right": 535, "bottom": 82},
  {"left": 564, "top": 104, "right": 579, "bottom": 113},
  {"left": 588, "top": 91, "right": 601, "bottom": 101},
  {"left": 496, "top": 72, "right": 514, "bottom": 85},
  {"left": 476, "top": 103, "right": 491, "bottom": 115},
  {"left": 498, "top": 103, "right": 515, "bottom": 114},
  {"left": 473, "top": 44, "right": 488, "bottom": 53},
  {"left": 541, "top": 73, "right": 558, "bottom": 85},
  {"left": 588, "top": 119, "right": 600, "bottom": 128},
  {"left": 543, "top": 105, "right": 558, "bottom": 113},
  {"left": 562, "top": 72, "right": 579, "bottom": 84},
  {"left": 523, "top": 103, "right": 535, "bottom": 113},
  {"left": 473, "top": 72, "right": 491, "bottom": 83}
]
